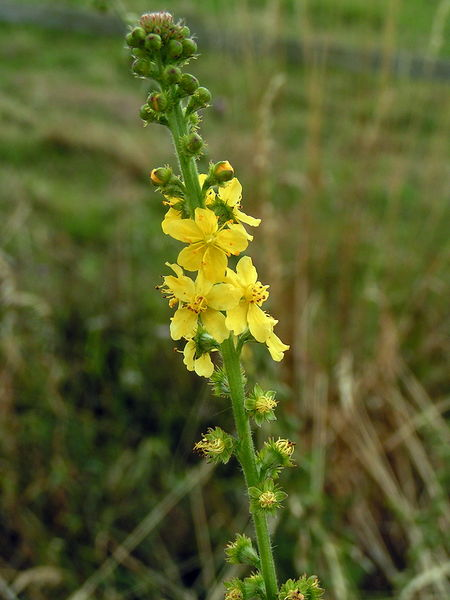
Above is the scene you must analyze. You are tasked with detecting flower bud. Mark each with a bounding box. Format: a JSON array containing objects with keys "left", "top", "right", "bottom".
[
  {"left": 145, "top": 33, "right": 162, "bottom": 51},
  {"left": 213, "top": 160, "right": 234, "bottom": 183},
  {"left": 167, "top": 39, "right": 183, "bottom": 59},
  {"left": 163, "top": 65, "right": 181, "bottom": 84},
  {"left": 140, "top": 11, "right": 173, "bottom": 33},
  {"left": 126, "top": 27, "right": 146, "bottom": 48},
  {"left": 225, "top": 534, "right": 260, "bottom": 567},
  {"left": 182, "top": 38, "right": 197, "bottom": 57},
  {"left": 186, "top": 87, "right": 212, "bottom": 114},
  {"left": 180, "top": 25, "right": 190, "bottom": 38},
  {"left": 132, "top": 57, "right": 153, "bottom": 77},
  {"left": 179, "top": 73, "right": 199, "bottom": 95},
  {"left": 183, "top": 132, "right": 204, "bottom": 156},
  {"left": 148, "top": 92, "right": 168, "bottom": 112},
  {"left": 150, "top": 167, "right": 173, "bottom": 186},
  {"left": 139, "top": 104, "right": 154, "bottom": 122}
]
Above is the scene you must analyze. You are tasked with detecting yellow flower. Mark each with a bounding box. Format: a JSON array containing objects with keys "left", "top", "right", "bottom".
[
  {"left": 161, "top": 174, "right": 214, "bottom": 233},
  {"left": 183, "top": 340, "right": 214, "bottom": 377},
  {"left": 218, "top": 178, "right": 261, "bottom": 227},
  {"left": 225, "top": 256, "right": 274, "bottom": 342},
  {"left": 161, "top": 265, "right": 241, "bottom": 342},
  {"left": 163, "top": 207, "right": 249, "bottom": 282}
]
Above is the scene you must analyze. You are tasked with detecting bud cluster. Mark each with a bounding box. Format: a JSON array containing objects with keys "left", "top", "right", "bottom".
[{"left": 126, "top": 11, "right": 211, "bottom": 147}]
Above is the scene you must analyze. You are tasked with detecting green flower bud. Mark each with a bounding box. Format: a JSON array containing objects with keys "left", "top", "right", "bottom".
[
  {"left": 150, "top": 166, "right": 173, "bottom": 186},
  {"left": 139, "top": 104, "right": 154, "bottom": 122},
  {"left": 182, "top": 38, "right": 197, "bottom": 57},
  {"left": 163, "top": 65, "right": 181, "bottom": 84},
  {"left": 179, "top": 73, "right": 199, "bottom": 95},
  {"left": 212, "top": 160, "right": 234, "bottom": 183},
  {"left": 225, "top": 534, "right": 260, "bottom": 568},
  {"left": 186, "top": 87, "right": 212, "bottom": 114},
  {"left": 126, "top": 26, "right": 146, "bottom": 48},
  {"left": 180, "top": 25, "right": 190, "bottom": 38},
  {"left": 145, "top": 33, "right": 162, "bottom": 51},
  {"left": 167, "top": 39, "right": 183, "bottom": 59},
  {"left": 148, "top": 92, "right": 168, "bottom": 112},
  {"left": 132, "top": 57, "right": 153, "bottom": 77},
  {"left": 183, "top": 132, "right": 204, "bottom": 156}
]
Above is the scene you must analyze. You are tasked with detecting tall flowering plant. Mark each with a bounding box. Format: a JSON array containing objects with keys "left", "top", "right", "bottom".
[{"left": 126, "top": 12, "right": 324, "bottom": 600}]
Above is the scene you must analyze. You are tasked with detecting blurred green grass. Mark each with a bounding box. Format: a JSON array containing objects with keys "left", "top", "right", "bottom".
[{"left": 1, "top": 1, "right": 449, "bottom": 599}]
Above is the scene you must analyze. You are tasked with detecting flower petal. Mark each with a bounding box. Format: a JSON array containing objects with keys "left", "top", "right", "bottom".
[
  {"left": 194, "top": 207, "right": 218, "bottom": 236},
  {"left": 177, "top": 242, "right": 205, "bottom": 272},
  {"left": 216, "top": 227, "right": 248, "bottom": 256},
  {"left": 161, "top": 207, "right": 182, "bottom": 234},
  {"left": 170, "top": 307, "right": 197, "bottom": 340},
  {"left": 195, "top": 353, "right": 214, "bottom": 377},
  {"left": 235, "top": 208, "right": 261, "bottom": 227},
  {"left": 201, "top": 245, "right": 227, "bottom": 282},
  {"left": 183, "top": 340, "right": 196, "bottom": 371},
  {"left": 247, "top": 303, "right": 273, "bottom": 342},
  {"left": 163, "top": 274, "right": 195, "bottom": 303},
  {"left": 236, "top": 256, "right": 258, "bottom": 286},
  {"left": 163, "top": 217, "right": 203, "bottom": 243},
  {"left": 218, "top": 177, "right": 241, "bottom": 207},
  {"left": 225, "top": 302, "right": 248, "bottom": 336},
  {"left": 202, "top": 309, "right": 229, "bottom": 343},
  {"left": 266, "top": 331, "right": 289, "bottom": 361},
  {"left": 207, "top": 283, "right": 242, "bottom": 311},
  {"left": 165, "top": 262, "right": 184, "bottom": 277}
]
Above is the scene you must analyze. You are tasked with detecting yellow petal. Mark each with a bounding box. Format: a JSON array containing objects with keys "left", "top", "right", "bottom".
[
  {"left": 229, "top": 222, "right": 253, "bottom": 242},
  {"left": 218, "top": 177, "right": 241, "bottom": 207},
  {"left": 163, "top": 217, "right": 203, "bottom": 243},
  {"left": 195, "top": 353, "right": 214, "bottom": 377},
  {"left": 193, "top": 271, "right": 214, "bottom": 297},
  {"left": 247, "top": 303, "right": 273, "bottom": 343},
  {"left": 183, "top": 340, "right": 196, "bottom": 371},
  {"left": 194, "top": 207, "right": 218, "bottom": 236},
  {"left": 165, "top": 262, "right": 184, "bottom": 277},
  {"left": 224, "top": 268, "right": 242, "bottom": 290},
  {"left": 161, "top": 207, "right": 182, "bottom": 234},
  {"left": 235, "top": 208, "right": 261, "bottom": 227},
  {"left": 202, "top": 309, "right": 229, "bottom": 343},
  {"left": 206, "top": 283, "right": 242, "bottom": 311},
  {"left": 225, "top": 302, "right": 248, "bottom": 336},
  {"left": 266, "top": 331, "right": 290, "bottom": 362},
  {"left": 201, "top": 245, "right": 227, "bottom": 282},
  {"left": 163, "top": 274, "right": 195, "bottom": 303},
  {"left": 170, "top": 307, "right": 197, "bottom": 340},
  {"left": 198, "top": 174, "right": 216, "bottom": 205},
  {"left": 177, "top": 242, "right": 205, "bottom": 272},
  {"left": 216, "top": 227, "right": 248, "bottom": 256},
  {"left": 236, "top": 256, "right": 258, "bottom": 286}
]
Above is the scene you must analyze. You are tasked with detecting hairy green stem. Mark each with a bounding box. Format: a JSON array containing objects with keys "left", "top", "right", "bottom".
[
  {"left": 221, "top": 336, "right": 279, "bottom": 600},
  {"left": 166, "top": 102, "right": 204, "bottom": 216}
]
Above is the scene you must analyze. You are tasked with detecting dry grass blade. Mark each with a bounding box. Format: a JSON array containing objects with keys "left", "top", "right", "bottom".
[{"left": 68, "top": 462, "right": 214, "bottom": 600}]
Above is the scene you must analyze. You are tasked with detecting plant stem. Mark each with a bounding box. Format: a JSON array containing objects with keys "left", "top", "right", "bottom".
[
  {"left": 221, "top": 336, "right": 279, "bottom": 600},
  {"left": 166, "top": 102, "right": 204, "bottom": 216}
]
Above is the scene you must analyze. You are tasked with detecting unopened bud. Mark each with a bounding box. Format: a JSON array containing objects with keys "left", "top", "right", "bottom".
[
  {"left": 179, "top": 73, "right": 199, "bottom": 95},
  {"left": 180, "top": 25, "right": 190, "bottom": 38},
  {"left": 213, "top": 160, "right": 234, "bottom": 182},
  {"left": 132, "top": 57, "right": 153, "bottom": 77},
  {"left": 167, "top": 39, "right": 183, "bottom": 59},
  {"left": 126, "top": 27, "right": 146, "bottom": 48},
  {"left": 148, "top": 92, "right": 168, "bottom": 112},
  {"left": 184, "top": 133, "right": 204, "bottom": 155},
  {"left": 145, "top": 33, "right": 162, "bottom": 51},
  {"left": 163, "top": 65, "right": 181, "bottom": 84},
  {"left": 150, "top": 167, "right": 173, "bottom": 186},
  {"left": 139, "top": 104, "right": 154, "bottom": 121},
  {"left": 182, "top": 38, "right": 197, "bottom": 57},
  {"left": 187, "top": 87, "right": 212, "bottom": 113}
]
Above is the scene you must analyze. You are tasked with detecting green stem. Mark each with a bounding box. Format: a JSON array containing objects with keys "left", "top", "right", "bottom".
[
  {"left": 166, "top": 102, "right": 204, "bottom": 216},
  {"left": 221, "top": 336, "right": 279, "bottom": 600}
]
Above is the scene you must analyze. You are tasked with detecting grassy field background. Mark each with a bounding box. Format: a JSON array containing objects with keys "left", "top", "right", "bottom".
[{"left": 1, "top": 1, "right": 449, "bottom": 599}]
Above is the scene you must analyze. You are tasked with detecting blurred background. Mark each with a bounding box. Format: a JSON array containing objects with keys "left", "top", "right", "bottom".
[{"left": 1, "top": 1, "right": 449, "bottom": 599}]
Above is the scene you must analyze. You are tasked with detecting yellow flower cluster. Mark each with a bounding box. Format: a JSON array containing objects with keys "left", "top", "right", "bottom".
[{"left": 159, "top": 170, "right": 289, "bottom": 377}]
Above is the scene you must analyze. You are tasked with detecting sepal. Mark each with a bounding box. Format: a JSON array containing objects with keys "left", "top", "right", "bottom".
[
  {"left": 245, "top": 384, "right": 277, "bottom": 426},
  {"left": 193, "top": 427, "right": 235, "bottom": 464},
  {"left": 278, "top": 576, "right": 324, "bottom": 600},
  {"left": 256, "top": 437, "right": 295, "bottom": 479},
  {"left": 248, "top": 479, "right": 287, "bottom": 514}
]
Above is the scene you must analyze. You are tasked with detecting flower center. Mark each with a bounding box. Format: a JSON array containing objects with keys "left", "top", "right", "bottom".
[
  {"left": 255, "top": 395, "right": 277, "bottom": 414},
  {"left": 258, "top": 491, "right": 277, "bottom": 508},
  {"left": 188, "top": 295, "right": 208, "bottom": 314},
  {"left": 245, "top": 282, "right": 269, "bottom": 305}
]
